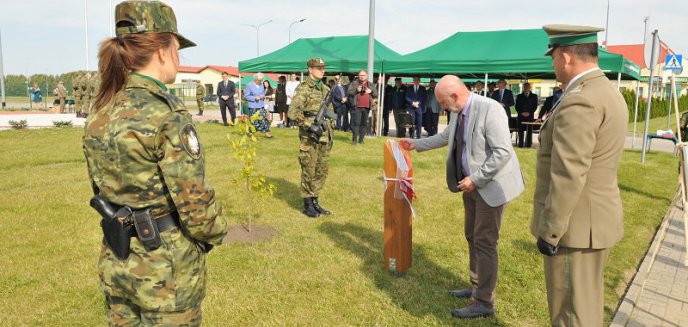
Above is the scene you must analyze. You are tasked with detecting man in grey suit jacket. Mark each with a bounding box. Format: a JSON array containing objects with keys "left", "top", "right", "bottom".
[{"left": 403, "top": 75, "right": 524, "bottom": 319}]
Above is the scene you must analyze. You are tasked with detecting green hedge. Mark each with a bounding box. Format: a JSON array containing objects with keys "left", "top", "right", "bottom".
[{"left": 622, "top": 89, "right": 688, "bottom": 123}]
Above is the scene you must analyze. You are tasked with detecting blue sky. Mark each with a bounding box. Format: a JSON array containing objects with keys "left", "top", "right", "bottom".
[{"left": 0, "top": 0, "right": 683, "bottom": 75}]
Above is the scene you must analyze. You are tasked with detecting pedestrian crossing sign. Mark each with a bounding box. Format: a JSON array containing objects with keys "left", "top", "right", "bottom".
[{"left": 664, "top": 54, "right": 683, "bottom": 71}]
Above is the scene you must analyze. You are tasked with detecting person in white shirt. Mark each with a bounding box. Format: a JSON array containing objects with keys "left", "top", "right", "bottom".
[{"left": 285, "top": 73, "right": 301, "bottom": 127}]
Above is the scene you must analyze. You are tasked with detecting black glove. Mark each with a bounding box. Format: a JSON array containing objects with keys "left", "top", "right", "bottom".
[
  {"left": 308, "top": 124, "right": 323, "bottom": 140},
  {"left": 537, "top": 237, "right": 559, "bottom": 256}
]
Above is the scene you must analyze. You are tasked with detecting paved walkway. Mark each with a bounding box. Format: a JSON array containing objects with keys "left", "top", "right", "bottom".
[{"left": 611, "top": 190, "right": 688, "bottom": 326}]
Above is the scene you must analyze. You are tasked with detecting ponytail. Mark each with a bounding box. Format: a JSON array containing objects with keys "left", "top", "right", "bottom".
[{"left": 93, "top": 33, "right": 175, "bottom": 112}]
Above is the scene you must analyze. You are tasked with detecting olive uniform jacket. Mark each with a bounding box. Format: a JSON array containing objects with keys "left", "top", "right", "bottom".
[{"left": 531, "top": 69, "right": 628, "bottom": 249}]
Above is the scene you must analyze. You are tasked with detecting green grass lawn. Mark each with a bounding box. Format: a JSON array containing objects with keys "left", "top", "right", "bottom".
[{"left": 0, "top": 125, "right": 677, "bottom": 326}]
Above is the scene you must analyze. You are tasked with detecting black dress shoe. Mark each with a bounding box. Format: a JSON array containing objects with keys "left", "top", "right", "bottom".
[
  {"left": 449, "top": 288, "right": 474, "bottom": 299},
  {"left": 451, "top": 302, "right": 495, "bottom": 319}
]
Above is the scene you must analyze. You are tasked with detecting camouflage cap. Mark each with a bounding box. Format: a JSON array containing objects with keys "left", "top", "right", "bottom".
[
  {"left": 307, "top": 58, "right": 326, "bottom": 68},
  {"left": 115, "top": 0, "right": 196, "bottom": 49},
  {"left": 543, "top": 24, "right": 603, "bottom": 56}
]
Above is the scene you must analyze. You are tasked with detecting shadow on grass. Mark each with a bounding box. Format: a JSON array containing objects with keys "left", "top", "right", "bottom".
[
  {"left": 319, "top": 221, "right": 506, "bottom": 326},
  {"left": 332, "top": 132, "right": 353, "bottom": 144},
  {"left": 618, "top": 184, "right": 671, "bottom": 202},
  {"left": 266, "top": 177, "right": 301, "bottom": 212}
]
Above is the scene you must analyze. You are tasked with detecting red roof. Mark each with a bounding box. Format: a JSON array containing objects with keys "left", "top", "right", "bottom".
[
  {"left": 178, "top": 65, "right": 204, "bottom": 73},
  {"left": 177, "top": 65, "right": 282, "bottom": 81},
  {"left": 204, "top": 65, "right": 239, "bottom": 76},
  {"left": 606, "top": 42, "right": 674, "bottom": 69}
]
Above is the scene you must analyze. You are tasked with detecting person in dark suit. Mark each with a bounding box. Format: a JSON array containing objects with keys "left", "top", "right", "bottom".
[
  {"left": 388, "top": 78, "right": 407, "bottom": 137},
  {"left": 405, "top": 76, "right": 427, "bottom": 138},
  {"left": 515, "top": 82, "right": 539, "bottom": 148},
  {"left": 490, "top": 79, "right": 514, "bottom": 118},
  {"left": 537, "top": 86, "right": 562, "bottom": 121},
  {"left": 486, "top": 82, "right": 497, "bottom": 98},
  {"left": 216, "top": 72, "right": 236, "bottom": 126},
  {"left": 424, "top": 80, "right": 442, "bottom": 136},
  {"left": 332, "top": 75, "right": 349, "bottom": 130}
]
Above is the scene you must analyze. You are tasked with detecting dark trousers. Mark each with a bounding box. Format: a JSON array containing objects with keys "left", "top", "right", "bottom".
[
  {"left": 426, "top": 112, "right": 439, "bottom": 136},
  {"left": 423, "top": 110, "right": 431, "bottom": 134},
  {"left": 517, "top": 116, "right": 534, "bottom": 147},
  {"left": 462, "top": 190, "right": 505, "bottom": 307},
  {"left": 219, "top": 98, "right": 236, "bottom": 124},
  {"left": 393, "top": 109, "right": 407, "bottom": 137},
  {"left": 336, "top": 105, "right": 349, "bottom": 130},
  {"left": 382, "top": 109, "right": 390, "bottom": 136},
  {"left": 351, "top": 107, "right": 370, "bottom": 143},
  {"left": 341, "top": 106, "right": 351, "bottom": 131},
  {"left": 409, "top": 107, "right": 423, "bottom": 138}
]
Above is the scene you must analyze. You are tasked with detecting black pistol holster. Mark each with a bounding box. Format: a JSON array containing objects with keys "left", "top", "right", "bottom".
[{"left": 90, "top": 195, "right": 133, "bottom": 260}]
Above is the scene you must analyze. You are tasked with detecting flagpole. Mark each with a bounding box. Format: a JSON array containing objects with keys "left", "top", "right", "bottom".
[
  {"left": 0, "top": 27, "right": 5, "bottom": 109},
  {"left": 85, "top": 0, "right": 90, "bottom": 71},
  {"left": 109, "top": 0, "right": 113, "bottom": 37}
]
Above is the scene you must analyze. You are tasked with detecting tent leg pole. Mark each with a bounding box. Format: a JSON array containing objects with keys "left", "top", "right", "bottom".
[
  {"left": 377, "top": 72, "right": 385, "bottom": 137},
  {"left": 238, "top": 72, "right": 242, "bottom": 119},
  {"left": 484, "top": 73, "right": 488, "bottom": 96},
  {"left": 617, "top": 72, "right": 621, "bottom": 90},
  {"left": 632, "top": 81, "right": 641, "bottom": 149}
]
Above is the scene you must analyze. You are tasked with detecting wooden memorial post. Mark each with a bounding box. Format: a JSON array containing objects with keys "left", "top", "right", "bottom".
[{"left": 383, "top": 140, "right": 414, "bottom": 273}]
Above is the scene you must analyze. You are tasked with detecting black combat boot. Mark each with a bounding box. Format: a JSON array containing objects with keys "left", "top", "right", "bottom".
[
  {"left": 312, "top": 197, "right": 331, "bottom": 215},
  {"left": 197, "top": 110, "right": 203, "bottom": 116},
  {"left": 303, "top": 198, "right": 320, "bottom": 218}
]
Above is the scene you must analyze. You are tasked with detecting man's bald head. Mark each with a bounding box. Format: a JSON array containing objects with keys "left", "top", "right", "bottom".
[{"left": 436, "top": 75, "right": 470, "bottom": 113}]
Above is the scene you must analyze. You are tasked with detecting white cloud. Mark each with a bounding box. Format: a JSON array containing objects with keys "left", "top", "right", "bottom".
[{"left": 1, "top": 0, "right": 686, "bottom": 75}]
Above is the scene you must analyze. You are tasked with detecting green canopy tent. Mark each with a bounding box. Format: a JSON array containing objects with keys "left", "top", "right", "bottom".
[
  {"left": 384, "top": 29, "right": 640, "bottom": 80},
  {"left": 379, "top": 29, "right": 640, "bottom": 137},
  {"left": 238, "top": 35, "right": 403, "bottom": 73},
  {"left": 238, "top": 35, "right": 403, "bottom": 125}
]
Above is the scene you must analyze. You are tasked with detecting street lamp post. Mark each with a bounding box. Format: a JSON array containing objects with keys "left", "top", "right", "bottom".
[
  {"left": 243, "top": 20, "right": 273, "bottom": 57},
  {"left": 289, "top": 18, "right": 306, "bottom": 44}
]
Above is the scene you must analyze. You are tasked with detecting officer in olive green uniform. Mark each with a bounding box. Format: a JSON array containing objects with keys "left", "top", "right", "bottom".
[
  {"left": 83, "top": 1, "right": 227, "bottom": 325},
  {"left": 531, "top": 25, "right": 627, "bottom": 327},
  {"left": 73, "top": 73, "right": 83, "bottom": 114},
  {"left": 83, "top": 72, "right": 95, "bottom": 116},
  {"left": 288, "top": 58, "right": 334, "bottom": 218},
  {"left": 55, "top": 80, "right": 68, "bottom": 113},
  {"left": 89, "top": 72, "right": 100, "bottom": 116},
  {"left": 196, "top": 80, "right": 206, "bottom": 116}
]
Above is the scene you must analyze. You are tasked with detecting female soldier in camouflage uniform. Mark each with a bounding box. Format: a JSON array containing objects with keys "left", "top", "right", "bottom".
[{"left": 83, "top": 1, "right": 227, "bottom": 325}]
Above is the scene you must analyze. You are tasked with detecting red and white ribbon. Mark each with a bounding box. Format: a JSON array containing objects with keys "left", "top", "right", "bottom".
[{"left": 384, "top": 140, "right": 417, "bottom": 219}]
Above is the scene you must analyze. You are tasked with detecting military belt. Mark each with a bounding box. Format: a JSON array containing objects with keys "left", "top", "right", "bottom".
[{"left": 130, "top": 211, "right": 180, "bottom": 237}]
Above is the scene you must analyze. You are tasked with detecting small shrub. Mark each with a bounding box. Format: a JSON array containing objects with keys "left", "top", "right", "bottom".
[
  {"left": 52, "top": 120, "right": 73, "bottom": 127},
  {"left": 9, "top": 119, "right": 28, "bottom": 130},
  {"left": 228, "top": 112, "right": 276, "bottom": 232}
]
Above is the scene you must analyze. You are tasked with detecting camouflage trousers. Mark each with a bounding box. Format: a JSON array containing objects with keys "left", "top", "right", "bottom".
[
  {"left": 74, "top": 95, "right": 83, "bottom": 113},
  {"left": 99, "top": 228, "right": 206, "bottom": 326},
  {"left": 59, "top": 97, "right": 67, "bottom": 113},
  {"left": 196, "top": 97, "right": 204, "bottom": 111},
  {"left": 299, "top": 136, "right": 332, "bottom": 198},
  {"left": 83, "top": 96, "right": 92, "bottom": 114}
]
